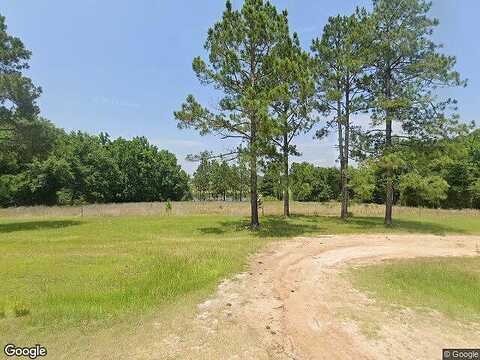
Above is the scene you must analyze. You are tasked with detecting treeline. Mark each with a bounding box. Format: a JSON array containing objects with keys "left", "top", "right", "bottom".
[
  {"left": 0, "top": 118, "right": 190, "bottom": 207},
  {"left": 260, "top": 162, "right": 341, "bottom": 202},
  {"left": 263, "top": 129, "right": 480, "bottom": 208},
  {"left": 204, "top": 128, "right": 480, "bottom": 210},
  {"left": 388, "top": 130, "right": 480, "bottom": 209},
  {"left": 191, "top": 158, "right": 341, "bottom": 202},
  {"left": 191, "top": 154, "right": 249, "bottom": 201}
]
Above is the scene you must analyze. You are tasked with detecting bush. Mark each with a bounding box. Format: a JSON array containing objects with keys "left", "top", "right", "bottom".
[
  {"left": 290, "top": 163, "right": 339, "bottom": 202},
  {"left": 470, "top": 179, "right": 480, "bottom": 209},
  {"left": 165, "top": 200, "right": 172, "bottom": 214},
  {"left": 399, "top": 173, "right": 449, "bottom": 208},
  {"left": 13, "top": 303, "right": 30, "bottom": 317},
  {"left": 56, "top": 188, "right": 74, "bottom": 206}
]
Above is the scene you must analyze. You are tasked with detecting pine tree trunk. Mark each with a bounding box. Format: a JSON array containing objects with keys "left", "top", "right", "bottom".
[
  {"left": 384, "top": 68, "right": 394, "bottom": 226},
  {"left": 250, "top": 156, "right": 259, "bottom": 228},
  {"left": 340, "top": 158, "right": 347, "bottom": 220},
  {"left": 385, "top": 117, "right": 394, "bottom": 226},
  {"left": 248, "top": 53, "right": 260, "bottom": 228},
  {"left": 385, "top": 175, "right": 394, "bottom": 225},
  {"left": 342, "top": 87, "right": 351, "bottom": 220},
  {"left": 283, "top": 137, "right": 290, "bottom": 218},
  {"left": 250, "top": 128, "right": 259, "bottom": 228},
  {"left": 337, "top": 96, "right": 347, "bottom": 220}
]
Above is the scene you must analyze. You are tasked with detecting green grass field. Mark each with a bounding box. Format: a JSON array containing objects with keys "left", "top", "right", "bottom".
[
  {"left": 349, "top": 256, "right": 480, "bottom": 322},
  {"left": 1, "top": 210, "right": 479, "bottom": 346}
]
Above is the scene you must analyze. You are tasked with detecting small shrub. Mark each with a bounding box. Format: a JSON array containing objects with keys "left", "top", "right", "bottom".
[
  {"left": 263, "top": 195, "right": 279, "bottom": 201},
  {"left": 165, "top": 200, "right": 172, "bottom": 214},
  {"left": 14, "top": 303, "right": 30, "bottom": 317},
  {"left": 56, "top": 188, "right": 74, "bottom": 206}
]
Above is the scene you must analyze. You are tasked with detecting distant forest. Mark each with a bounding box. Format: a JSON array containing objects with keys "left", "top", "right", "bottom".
[
  {"left": 192, "top": 129, "right": 480, "bottom": 209},
  {"left": 0, "top": 117, "right": 190, "bottom": 206},
  {"left": 2, "top": 117, "right": 478, "bottom": 209}
]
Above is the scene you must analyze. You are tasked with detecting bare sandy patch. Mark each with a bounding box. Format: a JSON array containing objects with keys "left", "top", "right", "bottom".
[{"left": 114, "top": 234, "right": 480, "bottom": 359}]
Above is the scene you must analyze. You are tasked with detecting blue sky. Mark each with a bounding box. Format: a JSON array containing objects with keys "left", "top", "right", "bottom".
[{"left": 2, "top": 0, "right": 478, "bottom": 173}]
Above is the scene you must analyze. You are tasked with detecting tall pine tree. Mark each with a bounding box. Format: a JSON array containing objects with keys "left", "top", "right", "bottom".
[
  {"left": 268, "top": 32, "right": 317, "bottom": 217},
  {"left": 312, "top": 12, "right": 371, "bottom": 220},
  {"left": 365, "top": 0, "right": 465, "bottom": 225},
  {"left": 174, "top": 0, "right": 290, "bottom": 227}
]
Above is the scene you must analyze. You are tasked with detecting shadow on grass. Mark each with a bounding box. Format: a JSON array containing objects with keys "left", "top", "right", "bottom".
[
  {"left": 0, "top": 220, "right": 83, "bottom": 234},
  {"left": 199, "top": 215, "right": 324, "bottom": 238},
  {"left": 199, "top": 215, "right": 466, "bottom": 238},
  {"left": 198, "top": 227, "right": 227, "bottom": 235},
  {"left": 344, "top": 217, "right": 466, "bottom": 236}
]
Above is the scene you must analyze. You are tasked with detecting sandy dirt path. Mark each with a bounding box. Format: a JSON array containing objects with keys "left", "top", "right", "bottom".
[{"left": 134, "top": 234, "right": 480, "bottom": 360}]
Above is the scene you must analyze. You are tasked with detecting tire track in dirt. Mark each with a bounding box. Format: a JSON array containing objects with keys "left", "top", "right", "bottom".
[{"left": 138, "top": 234, "right": 480, "bottom": 359}]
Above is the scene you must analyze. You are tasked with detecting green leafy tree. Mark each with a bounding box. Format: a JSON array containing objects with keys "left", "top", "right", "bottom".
[
  {"left": 55, "top": 132, "right": 121, "bottom": 204},
  {"left": 290, "top": 162, "right": 339, "bottom": 202},
  {"left": 0, "top": 174, "right": 17, "bottom": 206},
  {"left": 0, "top": 117, "right": 60, "bottom": 175},
  {"left": 470, "top": 179, "right": 480, "bottom": 209},
  {"left": 382, "top": 130, "right": 479, "bottom": 209},
  {"left": 259, "top": 161, "right": 282, "bottom": 200},
  {"left": 0, "top": 117, "right": 63, "bottom": 206},
  {"left": 174, "top": 0, "right": 290, "bottom": 228},
  {"left": 210, "top": 160, "right": 230, "bottom": 200},
  {"left": 350, "top": 162, "right": 377, "bottom": 203},
  {"left": 399, "top": 173, "right": 449, "bottom": 208},
  {"left": 223, "top": 161, "right": 237, "bottom": 201},
  {"left": 15, "top": 156, "right": 73, "bottom": 206},
  {"left": 441, "top": 162, "right": 473, "bottom": 209},
  {"left": 192, "top": 152, "right": 212, "bottom": 200},
  {"left": 0, "top": 14, "right": 41, "bottom": 141},
  {"left": 312, "top": 11, "right": 371, "bottom": 220},
  {"left": 191, "top": 153, "right": 248, "bottom": 201},
  {"left": 109, "top": 137, "right": 189, "bottom": 203},
  {"left": 231, "top": 156, "right": 250, "bottom": 201},
  {"left": 439, "top": 130, "right": 479, "bottom": 208}
]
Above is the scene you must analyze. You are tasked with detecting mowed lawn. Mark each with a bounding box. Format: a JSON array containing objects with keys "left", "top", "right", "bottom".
[
  {"left": 1, "top": 212, "right": 479, "bottom": 342},
  {"left": 349, "top": 257, "right": 480, "bottom": 322}
]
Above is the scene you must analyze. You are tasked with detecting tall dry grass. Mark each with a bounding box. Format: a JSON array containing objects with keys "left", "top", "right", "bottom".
[{"left": 0, "top": 201, "right": 478, "bottom": 219}]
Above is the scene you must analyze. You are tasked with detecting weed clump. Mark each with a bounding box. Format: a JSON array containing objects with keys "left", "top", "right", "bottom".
[
  {"left": 165, "top": 200, "right": 173, "bottom": 214},
  {"left": 14, "top": 303, "right": 30, "bottom": 317}
]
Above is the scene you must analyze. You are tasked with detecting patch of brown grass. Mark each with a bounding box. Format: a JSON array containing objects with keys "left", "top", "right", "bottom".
[{"left": 0, "top": 201, "right": 477, "bottom": 220}]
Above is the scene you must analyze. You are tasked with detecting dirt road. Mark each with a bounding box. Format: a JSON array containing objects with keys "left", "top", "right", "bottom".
[{"left": 140, "top": 234, "right": 480, "bottom": 359}]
